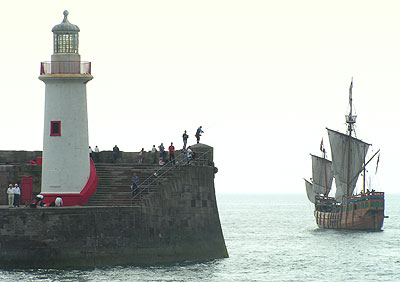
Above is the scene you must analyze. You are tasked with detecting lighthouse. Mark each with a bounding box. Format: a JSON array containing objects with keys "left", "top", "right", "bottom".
[{"left": 39, "top": 10, "right": 97, "bottom": 206}]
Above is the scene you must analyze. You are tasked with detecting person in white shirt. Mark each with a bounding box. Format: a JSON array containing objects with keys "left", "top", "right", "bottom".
[
  {"left": 94, "top": 145, "right": 100, "bottom": 162},
  {"left": 89, "top": 146, "right": 93, "bottom": 159},
  {"left": 55, "top": 197, "right": 63, "bottom": 207},
  {"left": 151, "top": 145, "right": 157, "bottom": 164},
  {"left": 7, "top": 184, "right": 14, "bottom": 208},
  {"left": 187, "top": 147, "right": 193, "bottom": 164}
]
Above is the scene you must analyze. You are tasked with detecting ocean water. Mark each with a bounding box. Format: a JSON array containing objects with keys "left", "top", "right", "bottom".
[{"left": 1, "top": 194, "right": 399, "bottom": 282}]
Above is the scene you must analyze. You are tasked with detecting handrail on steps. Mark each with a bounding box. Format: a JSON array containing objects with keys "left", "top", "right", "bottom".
[{"left": 131, "top": 148, "right": 213, "bottom": 201}]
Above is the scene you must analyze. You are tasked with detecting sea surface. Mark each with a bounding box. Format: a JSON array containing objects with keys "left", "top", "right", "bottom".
[{"left": 1, "top": 194, "right": 399, "bottom": 282}]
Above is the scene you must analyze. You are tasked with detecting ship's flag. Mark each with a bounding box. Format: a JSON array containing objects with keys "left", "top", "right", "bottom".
[
  {"left": 320, "top": 138, "right": 324, "bottom": 152},
  {"left": 376, "top": 154, "right": 380, "bottom": 174},
  {"left": 349, "top": 78, "right": 353, "bottom": 104}
]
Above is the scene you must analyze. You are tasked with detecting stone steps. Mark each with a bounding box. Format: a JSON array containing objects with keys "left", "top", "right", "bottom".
[{"left": 85, "top": 163, "right": 184, "bottom": 206}]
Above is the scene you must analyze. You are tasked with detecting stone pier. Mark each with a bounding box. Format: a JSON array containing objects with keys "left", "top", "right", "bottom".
[{"left": 0, "top": 144, "right": 228, "bottom": 268}]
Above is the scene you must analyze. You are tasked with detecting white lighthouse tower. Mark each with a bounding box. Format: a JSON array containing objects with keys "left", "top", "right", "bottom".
[{"left": 39, "top": 11, "right": 97, "bottom": 206}]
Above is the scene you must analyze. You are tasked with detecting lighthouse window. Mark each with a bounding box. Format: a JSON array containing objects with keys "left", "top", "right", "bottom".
[
  {"left": 51, "top": 121, "right": 61, "bottom": 136},
  {"left": 54, "top": 33, "right": 78, "bottom": 54}
]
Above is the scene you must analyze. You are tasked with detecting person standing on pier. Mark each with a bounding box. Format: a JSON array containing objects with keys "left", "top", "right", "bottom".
[
  {"left": 195, "top": 126, "right": 204, "bottom": 144},
  {"left": 13, "top": 184, "right": 21, "bottom": 208},
  {"left": 159, "top": 143, "right": 165, "bottom": 165},
  {"left": 94, "top": 145, "right": 100, "bottom": 162},
  {"left": 89, "top": 146, "right": 93, "bottom": 159},
  {"left": 169, "top": 142, "right": 175, "bottom": 165},
  {"left": 138, "top": 148, "right": 145, "bottom": 164},
  {"left": 112, "top": 145, "right": 120, "bottom": 163},
  {"left": 182, "top": 130, "right": 189, "bottom": 149},
  {"left": 151, "top": 145, "right": 157, "bottom": 164},
  {"left": 7, "top": 184, "right": 14, "bottom": 208}
]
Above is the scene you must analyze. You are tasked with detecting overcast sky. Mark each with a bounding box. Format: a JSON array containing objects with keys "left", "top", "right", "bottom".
[{"left": 1, "top": 0, "right": 400, "bottom": 195}]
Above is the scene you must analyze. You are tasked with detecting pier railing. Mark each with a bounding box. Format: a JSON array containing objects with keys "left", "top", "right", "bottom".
[
  {"left": 132, "top": 148, "right": 212, "bottom": 200},
  {"left": 40, "top": 61, "right": 91, "bottom": 75}
]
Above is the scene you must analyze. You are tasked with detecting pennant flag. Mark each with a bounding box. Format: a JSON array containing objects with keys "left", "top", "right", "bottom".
[
  {"left": 320, "top": 138, "right": 325, "bottom": 153},
  {"left": 349, "top": 78, "right": 353, "bottom": 104},
  {"left": 375, "top": 154, "right": 380, "bottom": 174}
]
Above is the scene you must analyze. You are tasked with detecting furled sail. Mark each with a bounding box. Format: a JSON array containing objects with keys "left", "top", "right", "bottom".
[
  {"left": 311, "top": 154, "right": 333, "bottom": 195},
  {"left": 327, "top": 128, "right": 370, "bottom": 201},
  {"left": 304, "top": 179, "right": 317, "bottom": 203}
]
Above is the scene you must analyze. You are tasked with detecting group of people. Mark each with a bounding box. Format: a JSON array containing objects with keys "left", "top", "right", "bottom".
[
  {"left": 183, "top": 126, "right": 204, "bottom": 146},
  {"left": 182, "top": 146, "right": 196, "bottom": 165},
  {"left": 91, "top": 126, "right": 204, "bottom": 165},
  {"left": 91, "top": 144, "right": 141, "bottom": 163},
  {"left": 6, "top": 184, "right": 63, "bottom": 208},
  {"left": 92, "top": 144, "right": 119, "bottom": 163},
  {"left": 153, "top": 142, "right": 195, "bottom": 166},
  {"left": 144, "top": 126, "right": 203, "bottom": 166},
  {"left": 89, "top": 145, "right": 100, "bottom": 162},
  {"left": 6, "top": 184, "right": 21, "bottom": 208},
  {"left": 32, "top": 194, "right": 63, "bottom": 208},
  {"left": 128, "top": 127, "right": 204, "bottom": 195},
  {"left": 155, "top": 142, "right": 176, "bottom": 165}
]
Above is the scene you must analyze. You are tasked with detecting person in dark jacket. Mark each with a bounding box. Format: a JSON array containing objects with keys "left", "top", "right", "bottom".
[
  {"left": 112, "top": 145, "right": 120, "bottom": 163},
  {"left": 195, "top": 126, "right": 204, "bottom": 144}
]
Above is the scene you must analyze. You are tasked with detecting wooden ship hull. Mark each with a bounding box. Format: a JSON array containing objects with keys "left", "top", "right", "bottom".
[{"left": 314, "top": 192, "right": 386, "bottom": 231}]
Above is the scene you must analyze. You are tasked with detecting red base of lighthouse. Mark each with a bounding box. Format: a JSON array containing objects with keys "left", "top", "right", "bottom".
[{"left": 41, "top": 158, "right": 98, "bottom": 206}]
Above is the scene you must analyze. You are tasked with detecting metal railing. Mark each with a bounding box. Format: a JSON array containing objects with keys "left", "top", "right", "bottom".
[
  {"left": 131, "top": 148, "right": 212, "bottom": 200},
  {"left": 40, "top": 61, "right": 91, "bottom": 75}
]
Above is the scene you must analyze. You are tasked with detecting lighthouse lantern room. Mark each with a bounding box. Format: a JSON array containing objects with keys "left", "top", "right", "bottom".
[{"left": 39, "top": 11, "right": 97, "bottom": 206}]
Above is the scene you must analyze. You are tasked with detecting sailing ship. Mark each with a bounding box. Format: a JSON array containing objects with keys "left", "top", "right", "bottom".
[{"left": 305, "top": 79, "right": 387, "bottom": 230}]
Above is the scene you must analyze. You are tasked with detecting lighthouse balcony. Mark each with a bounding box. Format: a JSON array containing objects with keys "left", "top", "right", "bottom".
[{"left": 40, "top": 61, "right": 91, "bottom": 75}]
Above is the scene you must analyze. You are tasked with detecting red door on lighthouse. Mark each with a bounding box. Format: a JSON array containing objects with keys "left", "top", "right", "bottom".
[{"left": 21, "top": 177, "right": 33, "bottom": 205}]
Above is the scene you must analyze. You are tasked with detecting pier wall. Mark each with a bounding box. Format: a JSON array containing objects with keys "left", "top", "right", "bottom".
[{"left": 0, "top": 159, "right": 227, "bottom": 267}]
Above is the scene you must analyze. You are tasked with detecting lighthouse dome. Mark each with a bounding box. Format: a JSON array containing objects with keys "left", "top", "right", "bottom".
[
  {"left": 52, "top": 10, "right": 80, "bottom": 54},
  {"left": 52, "top": 10, "right": 80, "bottom": 33}
]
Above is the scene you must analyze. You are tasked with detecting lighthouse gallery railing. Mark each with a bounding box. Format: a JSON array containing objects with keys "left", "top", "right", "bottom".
[{"left": 40, "top": 61, "right": 91, "bottom": 75}]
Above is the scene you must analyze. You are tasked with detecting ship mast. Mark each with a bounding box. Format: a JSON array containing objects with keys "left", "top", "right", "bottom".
[
  {"left": 363, "top": 146, "right": 366, "bottom": 194},
  {"left": 327, "top": 79, "right": 372, "bottom": 201},
  {"left": 321, "top": 140, "right": 329, "bottom": 196},
  {"left": 345, "top": 78, "right": 355, "bottom": 197}
]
